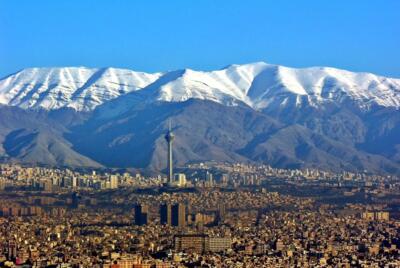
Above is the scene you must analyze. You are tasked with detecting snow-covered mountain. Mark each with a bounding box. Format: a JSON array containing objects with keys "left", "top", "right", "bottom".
[
  {"left": 0, "top": 62, "right": 399, "bottom": 174},
  {"left": 0, "top": 67, "right": 162, "bottom": 111},
  {"left": 1, "top": 62, "right": 400, "bottom": 112},
  {"left": 146, "top": 62, "right": 400, "bottom": 110}
]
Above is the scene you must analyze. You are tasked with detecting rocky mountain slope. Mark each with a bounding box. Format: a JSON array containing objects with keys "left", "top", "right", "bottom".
[{"left": 0, "top": 62, "right": 399, "bottom": 174}]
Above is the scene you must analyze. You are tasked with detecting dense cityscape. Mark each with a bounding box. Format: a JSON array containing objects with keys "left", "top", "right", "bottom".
[{"left": 0, "top": 160, "right": 399, "bottom": 267}]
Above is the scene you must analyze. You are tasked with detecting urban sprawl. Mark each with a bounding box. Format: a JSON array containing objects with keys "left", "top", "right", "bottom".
[{"left": 0, "top": 161, "right": 399, "bottom": 267}]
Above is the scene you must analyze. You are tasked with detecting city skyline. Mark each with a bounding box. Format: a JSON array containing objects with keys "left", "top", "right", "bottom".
[{"left": 0, "top": 163, "right": 399, "bottom": 266}]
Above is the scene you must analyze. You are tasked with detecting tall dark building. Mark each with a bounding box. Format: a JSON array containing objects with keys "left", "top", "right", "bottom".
[
  {"left": 160, "top": 203, "right": 172, "bottom": 225},
  {"left": 172, "top": 203, "right": 186, "bottom": 227},
  {"left": 218, "top": 203, "right": 226, "bottom": 223},
  {"left": 165, "top": 121, "right": 175, "bottom": 183},
  {"left": 71, "top": 192, "right": 79, "bottom": 209},
  {"left": 8, "top": 240, "right": 17, "bottom": 259},
  {"left": 134, "top": 204, "right": 148, "bottom": 226}
]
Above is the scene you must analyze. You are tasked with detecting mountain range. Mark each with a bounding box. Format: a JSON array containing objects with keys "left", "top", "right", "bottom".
[{"left": 0, "top": 62, "right": 399, "bottom": 174}]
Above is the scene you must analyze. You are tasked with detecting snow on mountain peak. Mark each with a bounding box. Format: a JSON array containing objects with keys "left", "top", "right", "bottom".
[
  {"left": 0, "top": 67, "right": 163, "bottom": 111},
  {"left": 0, "top": 62, "right": 399, "bottom": 112}
]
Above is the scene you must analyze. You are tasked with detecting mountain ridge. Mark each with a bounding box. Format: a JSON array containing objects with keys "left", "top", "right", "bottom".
[
  {"left": 1, "top": 62, "right": 399, "bottom": 113},
  {"left": 0, "top": 62, "right": 399, "bottom": 174}
]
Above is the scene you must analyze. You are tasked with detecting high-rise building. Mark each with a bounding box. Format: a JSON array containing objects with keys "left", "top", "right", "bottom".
[
  {"left": 206, "top": 171, "right": 213, "bottom": 187},
  {"left": 174, "top": 234, "right": 231, "bottom": 253},
  {"left": 110, "top": 175, "right": 118, "bottom": 189},
  {"left": 165, "top": 121, "right": 175, "bottom": 183},
  {"left": 208, "top": 237, "right": 232, "bottom": 252},
  {"left": 174, "top": 234, "right": 208, "bottom": 253},
  {"left": 71, "top": 192, "right": 79, "bottom": 209},
  {"left": 218, "top": 203, "right": 226, "bottom": 222},
  {"left": 72, "top": 177, "right": 78, "bottom": 188},
  {"left": 275, "top": 239, "right": 284, "bottom": 251},
  {"left": 160, "top": 203, "right": 172, "bottom": 225},
  {"left": 171, "top": 203, "right": 186, "bottom": 227},
  {"left": 174, "top": 173, "right": 187, "bottom": 187},
  {"left": 8, "top": 240, "right": 17, "bottom": 259},
  {"left": 43, "top": 180, "right": 53, "bottom": 192},
  {"left": 134, "top": 204, "right": 149, "bottom": 226},
  {"left": 362, "top": 211, "right": 390, "bottom": 221},
  {"left": 221, "top": 174, "right": 229, "bottom": 186},
  {"left": 375, "top": 211, "right": 390, "bottom": 221},
  {"left": 62, "top": 177, "right": 72, "bottom": 188},
  {"left": 0, "top": 179, "right": 6, "bottom": 191}
]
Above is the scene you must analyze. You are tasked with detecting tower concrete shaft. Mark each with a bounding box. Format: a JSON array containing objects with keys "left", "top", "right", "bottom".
[
  {"left": 167, "top": 137, "right": 173, "bottom": 182},
  {"left": 165, "top": 123, "right": 175, "bottom": 183}
]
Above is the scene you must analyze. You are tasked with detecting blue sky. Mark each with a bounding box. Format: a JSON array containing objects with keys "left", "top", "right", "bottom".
[{"left": 1, "top": 0, "right": 399, "bottom": 78}]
